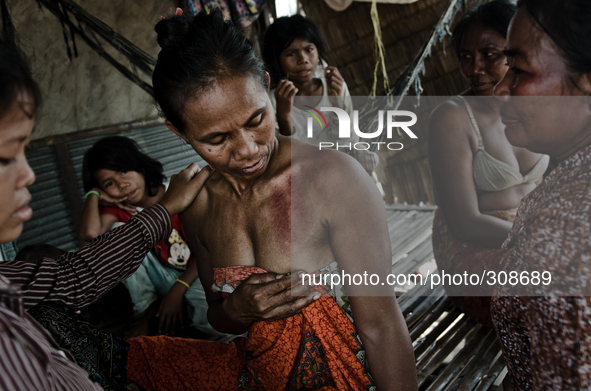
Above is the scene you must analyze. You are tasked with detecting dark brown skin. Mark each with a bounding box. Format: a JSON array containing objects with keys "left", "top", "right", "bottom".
[
  {"left": 166, "top": 73, "right": 418, "bottom": 391},
  {"left": 495, "top": 8, "right": 591, "bottom": 161},
  {"left": 429, "top": 22, "right": 545, "bottom": 248}
]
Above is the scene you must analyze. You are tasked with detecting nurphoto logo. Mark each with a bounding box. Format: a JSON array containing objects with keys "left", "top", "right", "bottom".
[{"left": 305, "top": 106, "right": 418, "bottom": 151}]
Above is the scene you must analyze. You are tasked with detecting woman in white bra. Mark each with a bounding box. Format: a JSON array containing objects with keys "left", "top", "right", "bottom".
[{"left": 427, "top": 0, "right": 549, "bottom": 326}]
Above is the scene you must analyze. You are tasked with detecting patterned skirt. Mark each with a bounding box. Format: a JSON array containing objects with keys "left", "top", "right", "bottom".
[
  {"left": 431, "top": 208, "right": 515, "bottom": 326},
  {"left": 28, "top": 302, "right": 130, "bottom": 391},
  {"left": 127, "top": 264, "right": 375, "bottom": 391}
]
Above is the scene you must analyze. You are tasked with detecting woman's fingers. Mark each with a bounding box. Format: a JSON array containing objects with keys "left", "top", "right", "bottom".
[
  {"left": 160, "top": 164, "right": 214, "bottom": 216},
  {"left": 262, "top": 290, "right": 319, "bottom": 321},
  {"left": 242, "top": 271, "right": 284, "bottom": 285},
  {"left": 330, "top": 77, "right": 343, "bottom": 89},
  {"left": 164, "top": 315, "right": 172, "bottom": 335},
  {"left": 328, "top": 77, "right": 343, "bottom": 96},
  {"left": 241, "top": 272, "right": 317, "bottom": 321},
  {"left": 287, "top": 85, "right": 298, "bottom": 98},
  {"left": 275, "top": 80, "right": 288, "bottom": 97},
  {"left": 222, "top": 270, "right": 321, "bottom": 327},
  {"left": 157, "top": 302, "right": 166, "bottom": 332},
  {"left": 170, "top": 314, "right": 177, "bottom": 334},
  {"left": 117, "top": 202, "right": 137, "bottom": 215}
]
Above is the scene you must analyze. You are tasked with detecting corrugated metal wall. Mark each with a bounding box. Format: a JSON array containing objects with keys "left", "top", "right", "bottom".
[
  {"left": 0, "top": 242, "right": 18, "bottom": 261},
  {"left": 18, "top": 146, "right": 79, "bottom": 252},
  {"left": 17, "top": 124, "right": 205, "bottom": 254}
]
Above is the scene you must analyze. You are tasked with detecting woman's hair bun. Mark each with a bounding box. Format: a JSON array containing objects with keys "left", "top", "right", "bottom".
[
  {"left": 155, "top": 15, "right": 190, "bottom": 51},
  {"left": 152, "top": 8, "right": 267, "bottom": 132}
]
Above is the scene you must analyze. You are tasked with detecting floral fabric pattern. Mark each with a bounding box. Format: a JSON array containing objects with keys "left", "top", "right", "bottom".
[
  {"left": 128, "top": 263, "right": 376, "bottom": 390},
  {"left": 491, "top": 143, "right": 591, "bottom": 390}
]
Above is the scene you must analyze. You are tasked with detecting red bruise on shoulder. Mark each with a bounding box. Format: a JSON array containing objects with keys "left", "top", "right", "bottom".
[{"left": 270, "top": 174, "right": 291, "bottom": 245}]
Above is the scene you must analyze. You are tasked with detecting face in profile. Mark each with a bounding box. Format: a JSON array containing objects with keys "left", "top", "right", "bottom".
[
  {"left": 495, "top": 7, "right": 591, "bottom": 160},
  {"left": 459, "top": 22, "right": 508, "bottom": 96},
  {"left": 279, "top": 38, "right": 319, "bottom": 84},
  {"left": 170, "top": 74, "right": 276, "bottom": 179},
  {"left": 0, "top": 101, "right": 36, "bottom": 243}
]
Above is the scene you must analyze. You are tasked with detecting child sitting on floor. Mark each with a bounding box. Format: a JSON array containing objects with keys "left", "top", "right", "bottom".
[{"left": 79, "top": 136, "right": 227, "bottom": 339}]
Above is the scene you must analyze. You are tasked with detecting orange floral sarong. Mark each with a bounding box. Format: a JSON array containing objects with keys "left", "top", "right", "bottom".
[
  {"left": 431, "top": 208, "right": 515, "bottom": 326},
  {"left": 127, "top": 265, "right": 375, "bottom": 390}
]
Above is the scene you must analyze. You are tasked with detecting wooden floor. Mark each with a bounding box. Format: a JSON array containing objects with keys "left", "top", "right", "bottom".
[
  {"left": 86, "top": 204, "right": 506, "bottom": 389},
  {"left": 386, "top": 205, "right": 505, "bottom": 391}
]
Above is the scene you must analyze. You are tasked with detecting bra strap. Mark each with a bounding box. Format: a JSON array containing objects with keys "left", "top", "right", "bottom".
[{"left": 458, "top": 96, "right": 484, "bottom": 149}]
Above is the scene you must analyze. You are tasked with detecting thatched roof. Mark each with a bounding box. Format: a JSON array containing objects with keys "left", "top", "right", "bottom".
[{"left": 301, "top": 0, "right": 473, "bottom": 204}]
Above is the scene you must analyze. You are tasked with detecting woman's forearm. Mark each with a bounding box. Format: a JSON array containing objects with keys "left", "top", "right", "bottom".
[
  {"left": 359, "top": 309, "right": 418, "bottom": 390},
  {"left": 1, "top": 204, "right": 172, "bottom": 309},
  {"left": 447, "top": 212, "right": 513, "bottom": 248},
  {"left": 364, "top": 336, "right": 418, "bottom": 391}
]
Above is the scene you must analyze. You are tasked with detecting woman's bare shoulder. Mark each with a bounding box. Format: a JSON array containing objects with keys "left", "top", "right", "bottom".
[
  {"left": 428, "top": 97, "right": 478, "bottom": 151},
  {"left": 429, "top": 97, "right": 470, "bottom": 132}
]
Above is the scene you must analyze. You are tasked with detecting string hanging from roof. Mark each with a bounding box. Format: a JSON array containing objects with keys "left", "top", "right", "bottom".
[
  {"left": 361, "top": 0, "right": 466, "bottom": 152},
  {"left": 370, "top": 1, "right": 390, "bottom": 97}
]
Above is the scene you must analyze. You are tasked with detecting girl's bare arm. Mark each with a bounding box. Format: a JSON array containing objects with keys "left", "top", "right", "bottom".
[{"left": 78, "top": 190, "right": 118, "bottom": 241}]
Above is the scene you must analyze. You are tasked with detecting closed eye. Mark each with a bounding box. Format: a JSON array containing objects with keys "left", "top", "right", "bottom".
[
  {"left": 246, "top": 113, "right": 264, "bottom": 128},
  {"left": 0, "top": 157, "right": 15, "bottom": 165},
  {"left": 208, "top": 135, "right": 227, "bottom": 145}
]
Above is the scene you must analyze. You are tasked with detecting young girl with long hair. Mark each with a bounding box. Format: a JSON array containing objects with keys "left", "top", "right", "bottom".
[
  {"left": 0, "top": 35, "right": 214, "bottom": 390},
  {"left": 79, "top": 136, "right": 223, "bottom": 339},
  {"left": 262, "top": 14, "right": 378, "bottom": 174}
]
